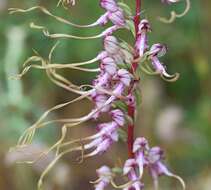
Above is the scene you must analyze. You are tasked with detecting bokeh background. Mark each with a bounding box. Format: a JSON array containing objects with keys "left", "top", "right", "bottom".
[{"left": 0, "top": 0, "right": 210, "bottom": 190}]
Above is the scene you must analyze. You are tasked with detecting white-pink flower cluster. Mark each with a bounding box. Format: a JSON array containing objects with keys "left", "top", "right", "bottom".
[
  {"left": 135, "top": 19, "right": 178, "bottom": 79},
  {"left": 85, "top": 0, "right": 127, "bottom": 35},
  {"left": 83, "top": 35, "right": 132, "bottom": 157},
  {"left": 9, "top": 0, "right": 187, "bottom": 189},
  {"left": 100, "top": 0, "right": 126, "bottom": 27},
  {"left": 93, "top": 138, "right": 184, "bottom": 190}
]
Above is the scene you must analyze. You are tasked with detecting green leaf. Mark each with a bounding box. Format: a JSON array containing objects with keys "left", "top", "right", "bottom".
[
  {"left": 125, "top": 20, "right": 135, "bottom": 37},
  {"left": 112, "top": 167, "right": 123, "bottom": 174},
  {"left": 118, "top": 128, "right": 127, "bottom": 142},
  {"left": 113, "top": 101, "right": 127, "bottom": 112},
  {"left": 135, "top": 89, "right": 142, "bottom": 108},
  {"left": 117, "top": 2, "right": 132, "bottom": 16}
]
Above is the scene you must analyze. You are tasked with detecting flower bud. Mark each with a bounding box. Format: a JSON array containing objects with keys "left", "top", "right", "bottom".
[
  {"left": 96, "top": 166, "right": 112, "bottom": 180},
  {"left": 110, "top": 109, "right": 125, "bottom": 126},
  {"left": 133, "top": 137, "right": 149, "bottom": 153},
  {"left": 116, "top": 69, "right": 131, "bottom": 87},
  {"left": 101, "top": 56, "right": 117, "bottom": 75},
  {"left": 94, "top": 131, "right": 118, "bottom": 154},
  {"left": 149, "top": 43, "right": 167, "bottom": 57},
  {"left": 108, "top": 9, "right": 126, "bottom": 27},
  {"left": 123, "top": 159, "right": 144, "bottom": 190},
  {"left": 148, "top": 147, "right": 164, "bottom": 164},
  {"left": 126, "top": 94, "right": 136, "bottom": 107},
  {"left": 104, "top": 35, "right": 120, "bottom": 54},
  {"left": 97, "top": 51, "right": 109, "bottom": 60},
  {"left": 95, "top": 166, "right": 112, "bottom": 190},
  {"left": 100, "top": 0, "right": 118, "bottom": 12},
  {"left": 96, "top": 12, "right": 110, "bottom": 26},
  {"left": 123, "top": 158, "right": 137, "bottom": 175},
  {"left": 101, "top": 25, "right": 119, "bottom": 37},
  {"left": 138, "top": 19, "right": 151, "bottom": 33},
  {"left": 94, "top": 94, "right": 111, "bottom": 112},
  {"left": 97, "top": 122, "right": 118, "bottom": 135}
]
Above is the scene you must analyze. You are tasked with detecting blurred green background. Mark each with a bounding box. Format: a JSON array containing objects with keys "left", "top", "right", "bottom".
[{"left": 0, "top": 0, "right": 211, "bottom": 190}]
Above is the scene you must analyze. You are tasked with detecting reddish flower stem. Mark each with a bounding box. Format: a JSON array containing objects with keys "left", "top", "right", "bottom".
[
  {"left": 135, "top": 0, "right": 141, "bottom": 38},
  {"left": 127, "top": 0, "right": 141, "bottom": 158}
]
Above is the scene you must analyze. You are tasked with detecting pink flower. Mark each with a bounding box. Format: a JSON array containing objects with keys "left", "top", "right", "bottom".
[
  {"left": 94, "top": 166, "right": 112, "bottom": 190},
  {"left": 123, "top": 159, "right": 144, "bottom": 190},
  {"left": 100, "top": 0, "right": 118, "bottom": 12},
  {"left": 100, "top": 56, "right": 117, "bottom": 75},
  {"left": 93, "top": 94, "right": 111, "bottom": 112},
  {"left": 110, "top": 109, "right": 125, "bottom": 126},
  {"left": 104, "top": 35, "right": 120, "bottom": 54},
  {"left": 148, "top": 43, "right": 173, "bottom": 78},
  {"left": 103, "top": 35, "right": 128, "bottom": 64},
  {"left": 148, "top": 43, "right": 167, "bottom": 57},
  {"left": 95, "top": 12, "right": 110, "bottom": 26},
  {"left": 133, "top": 138, "right": 149, "bottom": 177},
  {"left": 133, "top": 138, "right": 185, "bottom": 189},
  {"left": 135, "top": 19, "right": 151, "bottom": 57},
  {"left": 108, "top": 8, "right": 126, "bottom": 27},
  {"left": 115, "top": 69, "right": 132, "bottom": 87},
  {"left": 101, "top": 25, "right": 120, "bottom": 36},
  {"left": 85, "top": 129, "right": 118, "bottom": 156},
  {"left": 97, "top": 122, "right": 119, "bottom": 134}
]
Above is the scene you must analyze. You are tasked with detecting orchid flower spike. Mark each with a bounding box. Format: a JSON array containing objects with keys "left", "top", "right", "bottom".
[{"left": 9, "top": 0, "right": 188, "bottom": 189}]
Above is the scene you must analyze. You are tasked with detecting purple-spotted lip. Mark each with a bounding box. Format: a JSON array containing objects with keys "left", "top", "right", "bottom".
[
  {"left": 149, "top": 43, "right": 167, "bottom": 57},
  {"left": 139, "top": 19, "right": 151, "bottom": 32}
]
